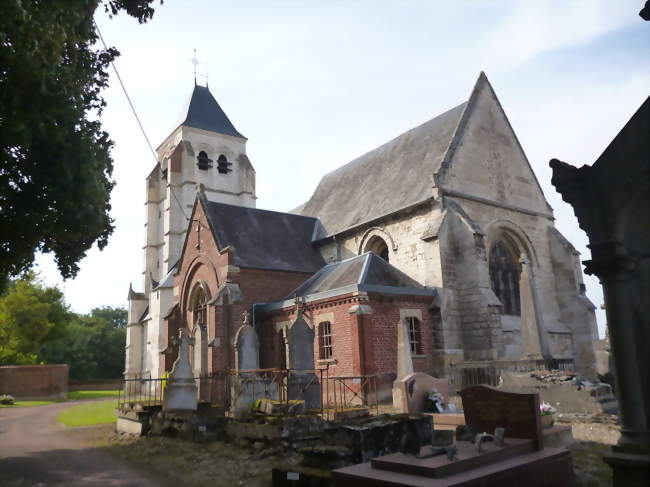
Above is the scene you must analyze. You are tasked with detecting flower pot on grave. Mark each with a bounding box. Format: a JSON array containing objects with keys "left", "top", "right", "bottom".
[{"left": 541, "top": 414, "right": 554, "bottom": 429}]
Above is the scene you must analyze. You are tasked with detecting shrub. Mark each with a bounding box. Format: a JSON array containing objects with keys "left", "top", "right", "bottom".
[{"left": 0, "top": 394, "right": 16, "bottom": 405}]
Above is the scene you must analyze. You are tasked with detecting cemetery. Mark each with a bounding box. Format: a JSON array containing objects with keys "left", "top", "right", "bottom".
[{"left": 114, "top": 313, "right": 591, "bottom": 486}]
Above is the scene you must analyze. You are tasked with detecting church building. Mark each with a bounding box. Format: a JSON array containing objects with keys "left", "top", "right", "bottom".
[{"left": 125, "top": 73, "right": 599, "bottom": 397}]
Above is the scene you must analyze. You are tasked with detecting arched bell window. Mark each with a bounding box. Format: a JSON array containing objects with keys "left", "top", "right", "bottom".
[
  {"left": 489, "top": 240, "right": 521, "bottom": 316},
  {"left": 217, "top": 154, "right": 232, "bottom": 174},
  {"left": 197, "top": 151, "right": 212, "bottom": 170},
  {"left": 365, "top": 235, "right": 389, "bottom": 262}
]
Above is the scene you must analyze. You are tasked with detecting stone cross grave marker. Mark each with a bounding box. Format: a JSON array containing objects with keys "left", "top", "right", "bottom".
[{"left": 163, "top": 328, "right": 198, "bottom": 411}]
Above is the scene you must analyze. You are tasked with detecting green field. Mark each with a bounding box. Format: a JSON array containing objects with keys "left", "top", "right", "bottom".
[
  {"left": 57, "top": 399, "right": 118, "bottom": 427},
  {"left": 67, "top": 390, "right": 120, "bottom": 400},
  {"left": 0, "top": 390, "right": 120, "bottom": 408}
]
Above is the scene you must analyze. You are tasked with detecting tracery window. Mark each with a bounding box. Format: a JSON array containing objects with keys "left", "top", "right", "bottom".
[
  {"left": 318, "top": 321, "right": 333, "bottom": 360},
  {"left": 489, "top": 240, "right": 521, "bottom": 316},
  {"left": 217, "top": 154, "right": 232, "bottom": 174},
  {"left": 406, "top": 317, "right": 423, "bottom": 355}
]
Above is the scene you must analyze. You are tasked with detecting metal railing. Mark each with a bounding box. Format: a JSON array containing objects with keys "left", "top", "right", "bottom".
[
  {"left": 118, "top": 372, "right": 229, "bottom": 409},
  {"left": 445, "top": 358, "right": 574, "bottom": 392},
  {"left": 119, "top": 368, "right": 383, "bottom": 416}
]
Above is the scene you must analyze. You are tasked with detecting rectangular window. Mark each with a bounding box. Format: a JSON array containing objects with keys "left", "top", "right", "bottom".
[
  {"left": 406, "top": 317, "right": 423, "bottom": 355},
  {"left": 319, "top": 321, "right": 333, "bottom": 360}
]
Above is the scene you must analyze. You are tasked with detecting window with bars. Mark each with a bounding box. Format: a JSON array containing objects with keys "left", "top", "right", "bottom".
[
  {"left": 406, "top": 317, "right": 423, "bottom": 355},
  {"left": 318, "top": 321, "right": 333, "bottom": 360},
  {"left": 217, "top": 154, "right": 232, "bottom": 174},
  {"left": 197, "top": 151, "right": 212, "bottom": 170}
]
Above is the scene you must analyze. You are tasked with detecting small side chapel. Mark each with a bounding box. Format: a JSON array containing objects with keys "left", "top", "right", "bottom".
[{"left": 125, "top": 73, "right": 599, "bottom": 397}]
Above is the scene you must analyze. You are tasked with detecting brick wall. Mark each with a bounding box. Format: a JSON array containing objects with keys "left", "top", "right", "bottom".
[
  {"left": 0, "top": 365, "right": 69, "bottom": 399},
  {"left": 263, "top": 293, "right": 436, "bottom": 382}
]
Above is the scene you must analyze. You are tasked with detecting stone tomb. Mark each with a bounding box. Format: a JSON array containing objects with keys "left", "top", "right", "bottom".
[{"left": 332, "top": 385, "right": 574, "bottom": 486}]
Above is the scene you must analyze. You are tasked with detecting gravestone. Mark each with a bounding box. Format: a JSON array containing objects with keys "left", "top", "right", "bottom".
[
  {"left": 163, "top": 328, "right": 198, "bottom": 411},
  {"left": 392, "top": 320, "right": 415, "bottom": 410},
  {"left": 234, "top": 312, "right": 260, "bottom": 371},
  {"left": 230, "top": 312, "right": 269, "bottom": 417},
  {"left": 460, "top": 385, "right": 543, "bottom": 450},
  {"left": 287, "top": 314, "right": 320, "bottom": 409},
  {"left": 288, "top": 314, "right": 314, "bottom": 370}
]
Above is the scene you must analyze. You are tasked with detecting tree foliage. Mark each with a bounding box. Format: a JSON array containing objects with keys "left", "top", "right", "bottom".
[
  {"left": 0, "top": 274, "right": 127, "bottom": 379},
  {"left": 0, "top": 0, "right": 160, "bottom": 291},
  {"left": 0, "top": 273, "right": 69, "bottom": 364},
  {"left": 40, "top": 307, "right": 127, "bottom": 380}
]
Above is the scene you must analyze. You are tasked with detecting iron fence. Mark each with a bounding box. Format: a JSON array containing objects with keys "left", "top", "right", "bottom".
[
  {"left": 119, "top": 368, "right": 383, "bottom": 417},
  {"left": 118, "top": 372, "right": 229, "bottom": 409},
  {"left": 445, "top": 358, "right": 574, "bottom": 392}
]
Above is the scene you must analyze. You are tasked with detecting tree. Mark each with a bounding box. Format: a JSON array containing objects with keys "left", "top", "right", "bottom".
[
  {"left": 0, "top": 0, "right": 160, "bottom": 291},
  {"left": 0, "top": 273, "right": 70, "bottom": 365},
  {"left": 40, "top": 306, "right": 127, "bottom": 380}
]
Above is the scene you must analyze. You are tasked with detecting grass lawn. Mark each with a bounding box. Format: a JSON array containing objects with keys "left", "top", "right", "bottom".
[
  {"left": 67, "top": 390, "right": 120, "bottom": 400},
  {"left": 57, "top": 399, "right": 118, "bottom": 427},
  {"left": 0, "top": 390, "right": 120, "bottom": 407}
]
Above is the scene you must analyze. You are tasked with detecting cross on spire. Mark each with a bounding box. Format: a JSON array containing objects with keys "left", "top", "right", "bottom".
[{"left": 191, "top": 49, "right": 200, "bottom": 85}]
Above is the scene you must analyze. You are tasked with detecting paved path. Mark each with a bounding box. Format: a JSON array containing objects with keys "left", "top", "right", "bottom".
[{"left": 0, "top": 401, "right": 156, "bottom": 486}]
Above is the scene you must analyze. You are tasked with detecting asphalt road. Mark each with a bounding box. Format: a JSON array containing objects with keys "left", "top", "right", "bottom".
[{"left": 0, "top": 400, "right": 156, "bottom": 487}]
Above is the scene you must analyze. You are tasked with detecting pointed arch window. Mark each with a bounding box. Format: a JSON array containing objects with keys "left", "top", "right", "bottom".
[
  {"left": 191, "top": 285, "right": 208, "bottom": 328},
  {"left": 489, "top": 240, "right": 521, "bottom": 316}
]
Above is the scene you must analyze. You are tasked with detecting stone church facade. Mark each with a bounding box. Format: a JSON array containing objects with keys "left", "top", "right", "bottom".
[{"left": 125, "top": 73, "right": 599, "bottom": 393}]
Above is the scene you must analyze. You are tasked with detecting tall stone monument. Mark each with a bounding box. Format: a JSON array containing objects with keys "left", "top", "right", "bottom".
[
  {"left": 392, "top": 319, "right": 415, "bottom": 411},
  {"left": 550, "top": 96, "right": 649, "bottom": 486},
  {"left": 163, "top": 328, "right": 198, "bottom": 411}
]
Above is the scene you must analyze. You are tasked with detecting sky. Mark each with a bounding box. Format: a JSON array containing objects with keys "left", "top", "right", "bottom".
[{"left": 34, "top": 1, "right": 649, "bottom": 338}]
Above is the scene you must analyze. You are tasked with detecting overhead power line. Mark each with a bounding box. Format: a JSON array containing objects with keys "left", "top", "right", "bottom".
[{"left": 94, "top": 20, "right": 189, "bottom": 221}]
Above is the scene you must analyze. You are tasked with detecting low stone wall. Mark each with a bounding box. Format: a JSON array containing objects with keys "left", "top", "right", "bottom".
[{"left": 0, "top": 364, "right": 69, "bottom": 399}]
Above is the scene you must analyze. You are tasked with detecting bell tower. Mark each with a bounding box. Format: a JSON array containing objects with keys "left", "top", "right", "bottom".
[{"left": 143, "top": 84, "right": 256, "bottom": 293}]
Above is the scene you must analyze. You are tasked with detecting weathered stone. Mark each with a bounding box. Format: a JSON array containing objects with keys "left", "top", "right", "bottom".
[{"left": 163, "top": 328, "right": 197, "bottom": 412}]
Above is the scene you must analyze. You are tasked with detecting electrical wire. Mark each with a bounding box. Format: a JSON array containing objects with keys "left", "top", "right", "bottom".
[{"left": 94, "top": 20, "right": 189, "bottom": 222}]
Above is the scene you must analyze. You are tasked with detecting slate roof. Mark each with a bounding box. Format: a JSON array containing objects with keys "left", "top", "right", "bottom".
[
  {"left": 259, "top": 253, "right": 435, "bottom": 311},
  {"left": 202, "top": 198, "right": 325, "bottom": 273},
  {"left": 176, "top": 85, "right": 246, "bottom": 139},
  {"left": 297, "top": 102, "right": 467, "bottom": 236}
]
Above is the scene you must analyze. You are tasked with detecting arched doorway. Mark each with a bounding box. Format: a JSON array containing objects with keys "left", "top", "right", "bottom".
[{"left": 365, "top": 235, "right": 390, "bottom": 262}]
